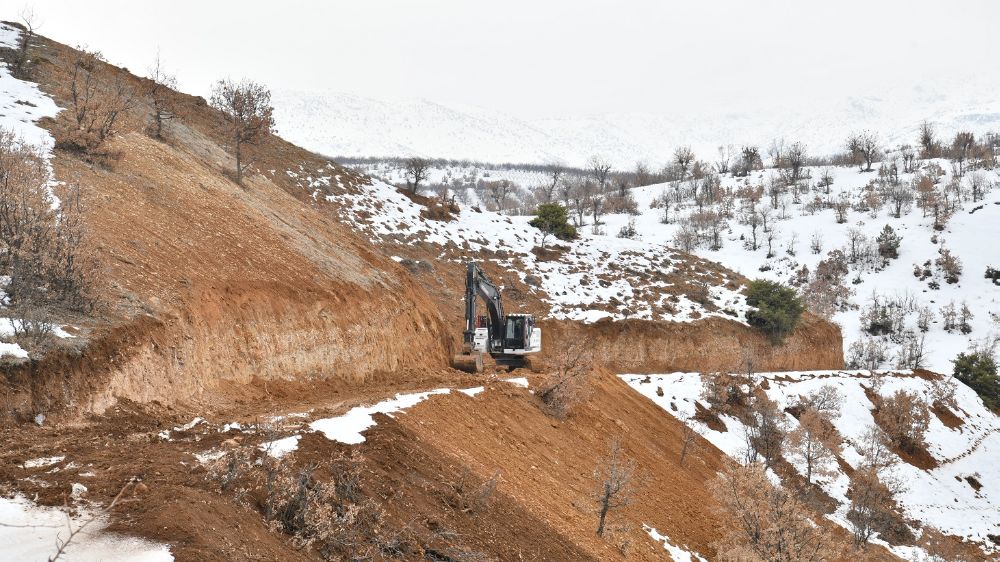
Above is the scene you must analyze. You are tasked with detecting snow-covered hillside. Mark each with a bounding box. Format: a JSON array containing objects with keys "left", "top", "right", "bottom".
[
  {"left": 284, "top": 163, "right": 750, "bottom": 325},
  {"left": 624, "top": 371, "right": 1000, "bottom": 558},
  {"left": 596, "top": 161, "right": 999, "bottom": 374},
  {"left": 0, "top": 23, "right": 60, "bottom": 148},
  {"left": 273, "top": 87, "right": 1000, "bottom": 167}
]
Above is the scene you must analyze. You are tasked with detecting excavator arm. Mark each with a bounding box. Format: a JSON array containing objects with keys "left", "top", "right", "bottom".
[{"left": 462, "top": 261, "right": 504, "bottom": 352}]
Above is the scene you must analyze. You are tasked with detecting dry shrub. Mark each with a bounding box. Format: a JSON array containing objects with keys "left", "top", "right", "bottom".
[
  {"left": 209, "top": 447, "right": 414, "bottom": 560},
  {"left": 873, "top": 389, "right": 930, "bottom": 454},
  {"left": 54, "top": 49, "right": 135, "bottom": 167},
  {"left": 743, "top": 394, "right": 786, "bottom": 469},
  {"left": 537, "top": 342, "right": 594, "bottom": 419},
  {"left": 917, "top": 527, "right": 982, "bottom": 562},
  {"left": 847, "top": 425, "right": 911, "bottom": 547},
  {"left": 418, "top": 197, "right": 458, "bottom": 222},
  {"left": 443, "top": 468, "right": 499, "bottom": 514},
  {"left": 713, "top": 464, "right": 844, "bottom": 561},
  {"left": 0, "top": 128, "right": 96, "bottom": 353},
  {"left": 798, "top": 384, "right": 844, "bottom": 421},
  {"left": 927, "top": 376, "right": 959, "bottom": 410},
  {"left": 699, "top": 372, "right": 751, "bottom": 414},
  {"left": 846, "top": 466, "right": 907, "bottom": 546}
]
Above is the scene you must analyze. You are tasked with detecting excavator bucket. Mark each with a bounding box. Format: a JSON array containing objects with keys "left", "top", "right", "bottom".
[{"left": 452, "top": 353, "right": 484, "bottom": 373}]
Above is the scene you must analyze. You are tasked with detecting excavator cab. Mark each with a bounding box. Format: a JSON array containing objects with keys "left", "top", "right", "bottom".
[{"left": 503, "top": 314, "right": 532, "bottom": 351}]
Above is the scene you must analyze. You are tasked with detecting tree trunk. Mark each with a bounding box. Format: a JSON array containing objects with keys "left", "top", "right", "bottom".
[
  {"left": 235, "top": 134, "right": 243, "bottom": 186},
  {"left": 596, "top": 495, "right": 610, "bottom": 536}
]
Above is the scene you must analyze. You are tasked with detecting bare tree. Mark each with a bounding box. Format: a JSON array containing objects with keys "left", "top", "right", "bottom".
[
  {"left": 538, "top": 161, "right": 564, "bottom": 203},
  {"left": 817, "top": 168, "right": 834, "bottom": 194},
  {"left": 0, "top": 130, "right": 93, "bottom": 316},
  {"left": 767, "top": 138, "right": 785, "bottom": 168},
  {"left": 743, "top": 207, "right": 761, "bottom": 250},
  {"left": 739, "top": 145, "right": 762, "bottom": 175},
  {"left": 11, "top": 7, "right": 40, "bottom": 77},
  {"left": 593, "top": 438, "right": 636, "bottom": 537},
  {"left": 848, "top": 465, "right": 899, "bottom": 547},
  {"left": 802, "top": 385, "right": 844, "bottom": 420},
  {"left": 58, "top": 50, "right": 137, "bottom": 154},
  {"left": 673, "top": 146, "right": 695, "bottom": 180},
  {"left": 633, "top": 160, "right": 652, "bottom": 186},
  {"left": 145, "top": 53, "right": 177, "bottom": 139},
  {"left": 588, "top": 188, "right": 604, "bottom": 226},
  {"left": 787, "top": 409, "right": 839, "bottom": 484},
  {"left": 900, "top": 145, "right": 916, "bottom": 173},
  {"left": 537, "top": 341, "right": 594, "bottom": 419},
  {"left": 885, "top": 184, "right": 914, "bottom": 218},
  {"left": 402, "top": 157, "right": 431, "bottom": 195},
  {"left": 832, "top": 196, "right": 850, "bottom": 224},
  {"left": 918, "top": 121, "right": 937, "bottom": 158},
  {"left": 967, "top": 171, "right": 989, "bottom": 202},
  {"left": 745, "top": 394, "right": 786, "bottom": 469},
  {"left": 480, "top": 179, "right": 516, "bottom": 213},
  {"left": 716, "top": 144, "right": 734, "bottom": 174},
  {"left": 588, "top": 156, "right": 613, "bottom": 192},
  {"left": 569, "top": 180, "right": 595, "bottom": 227},
  {"left": 809, "top": 231, "right": 823, "bottom": 254},
  {"left": 873, "top": 390, "right": 930, "bottom": 454},
  {"left": 951, "top": 131, "right": 976, "bottom": 175},
  {"left": 786, "top": 142, "right": 807, "bottom": 183},
  {"left": 847, "top": 131, "right": 880, "bottom": 171},
  {"left": 210, "top": 79, "right": 274, "bottom": 185}
]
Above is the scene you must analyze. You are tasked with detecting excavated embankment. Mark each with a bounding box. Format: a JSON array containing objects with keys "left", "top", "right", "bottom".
[
  {"left": 538, "top": 313, "right": 844, "bottom": 374},
  {"left": 1, "top": 34, "right": 453, "bottom": 420}
]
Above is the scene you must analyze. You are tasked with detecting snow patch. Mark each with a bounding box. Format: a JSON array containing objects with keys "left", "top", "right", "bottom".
[
  {"left": 644, "top": 525, "right": 707, "bottom": 562},
  {"left": 310, "top": 388, "right": 451, "bottom": 445},
  {"left": 23, "top": 456, "right": 64, "bottom": 469},
  {"left": 0, "top": 495, "right": 173, "bottom": 562}
]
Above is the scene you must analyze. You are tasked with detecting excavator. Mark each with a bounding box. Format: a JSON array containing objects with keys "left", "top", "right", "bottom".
[{"left": 452, "top": 261, "right": 541, "bottom": 373}]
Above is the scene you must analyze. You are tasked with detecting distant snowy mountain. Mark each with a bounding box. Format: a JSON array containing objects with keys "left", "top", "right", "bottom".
[{"left": 273, "top": 85, "right": 1000, "bottom": 168}]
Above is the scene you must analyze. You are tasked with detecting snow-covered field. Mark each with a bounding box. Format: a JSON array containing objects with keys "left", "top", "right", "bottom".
[
  {"left": 644, "top": 525, "right": 707, "bottom": 562},
  {"left": 624, "top": 371, "right": 1000, "bottom": 556}
]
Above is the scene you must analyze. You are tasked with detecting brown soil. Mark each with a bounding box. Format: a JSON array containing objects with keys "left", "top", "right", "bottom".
[
  {"left": 931, "top": 403, "right": 965, "bottom": 429},
  {"left": 538, "top": 313, "right": 844, "bottom": 374}
]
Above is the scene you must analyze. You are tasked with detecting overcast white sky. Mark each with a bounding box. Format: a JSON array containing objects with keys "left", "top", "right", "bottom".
[{"left": 5, "top": 1, "right": 999, "bottom": 118}]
